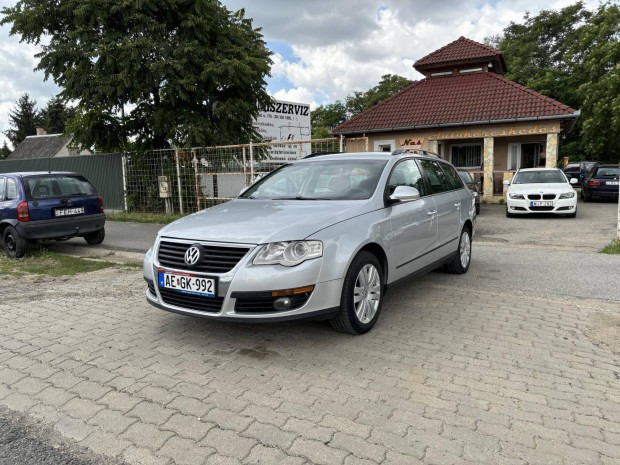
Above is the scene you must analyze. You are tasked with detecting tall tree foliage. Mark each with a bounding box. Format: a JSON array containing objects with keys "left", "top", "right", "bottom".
[
  {"left": 1, "top": 0, "right": 273, "bottom": 152},
  {"left": 39, "top": 96, "right": 75, "bottom": 135},
  {"left": 3, "top": 93, "right": 40, "bottom": 149},
  {"left": 0, "top": 142, "right": 11, "bottom": 159},
  {"left": 494, "top": 1, "right": 620, "bottom": 162}
]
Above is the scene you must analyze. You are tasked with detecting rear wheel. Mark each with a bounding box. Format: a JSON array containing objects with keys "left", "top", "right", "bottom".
[
  {"left": 3, "top": 226, "right": 27, "bottom": 259},
  {"left": 330, "top": 251, "right": 384, "bottom": 335},
  {"left": 84, "top": 228, "right": 105, "bottom": 245},
  {"left": 445, "top": 227, "right": 472, "bottom": 274},
  {"left": 582, "top": 189, "right": 591, "bottom": 202}
]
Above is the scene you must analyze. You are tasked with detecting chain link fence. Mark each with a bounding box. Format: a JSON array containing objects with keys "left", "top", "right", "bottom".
[{"left": 122, "top": 136, "right": 369, "bottom": 214}]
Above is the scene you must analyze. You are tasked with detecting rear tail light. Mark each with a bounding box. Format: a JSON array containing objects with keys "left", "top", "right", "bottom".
[
  {"left": 17, "top": 201, "right": 30, "bottom": 222},
  {"left": 587, "top": 180, "right": 601, "bottom": 186},
  {"left": 98, "top": 196, "right": 104, "bottom": 213}
]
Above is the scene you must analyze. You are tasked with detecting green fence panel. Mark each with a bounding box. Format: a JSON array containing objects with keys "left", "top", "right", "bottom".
[{"left": 0, "top": 153, "right": 123, "bottom": 210}]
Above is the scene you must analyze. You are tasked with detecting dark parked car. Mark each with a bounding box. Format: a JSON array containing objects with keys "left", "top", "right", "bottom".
[
  {"left": 563, "top": 161, "right": 598, "bottom": 185},
  {"left": 581, "top": 164, "right": 619, "bottom": 201},
  {"left": 0, "top": 172, "right": 106, "bottom": 258},
  {"left": 457, "top": 169, "right": 480, "bottom": 214}
]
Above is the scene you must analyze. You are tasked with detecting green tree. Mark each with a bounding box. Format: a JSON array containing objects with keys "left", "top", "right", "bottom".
[
  {"left": 39, "top": 96, "right": 75, "bottom": 135},
  {"left": 3, "top": 93, "right": 41, "bottom": 149},
  {"left": 495, "top": 2, "right": 620, "bottom": 162},
  {"left": 345, "top": 74, "right": 413, "bottom": 116},
  {"left": 2, "top": 0, "right": 273, "bottom": 152},
  {"left": 311, "top": 101, "right": 347, "bottom": 138},
  {"left": 0, "top": 141, "right": 11, "bottom": 159}
]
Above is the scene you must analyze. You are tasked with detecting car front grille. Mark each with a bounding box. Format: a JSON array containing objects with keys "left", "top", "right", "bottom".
[
  {"left": 157, "top": 241, "right": 250, "bottom": 273},
  {"left": 235, "top": 293, "right": 311, "bottom": 313},
  {"left": 527, "top": 194, "right": 556, "bottom": 200},
  {"left": 158, "top": 288, "right": 224, "bottom": 313}
]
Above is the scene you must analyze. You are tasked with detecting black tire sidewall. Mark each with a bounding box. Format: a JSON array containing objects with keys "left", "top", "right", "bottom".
[
  {"left": 3, "top": 226, "right": 26, "bottom": 259},
  {"left": 340, "top": 252, "right": 384, "bottom": 334},
  {"left": 456, "top": 228, "right": 472, "bottom": 273}
]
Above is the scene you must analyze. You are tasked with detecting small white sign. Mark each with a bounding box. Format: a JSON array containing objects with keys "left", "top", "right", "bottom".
[{"left": 254, "top": 100, "right": 311, "bottom": 161}]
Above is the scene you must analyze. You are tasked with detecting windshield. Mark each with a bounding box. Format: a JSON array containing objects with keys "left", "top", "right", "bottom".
[
  {"left": 594, "top": 166, "right": 619, "bottom": 177},
  {"left": 240, "top": 159, "right": 388, "bottom": 200},
  {"left": 24, "top": 175, "right": 97, "bottom": 200},
  {"left": 512, "top": 170, "right": 566, "bottom": 184}
]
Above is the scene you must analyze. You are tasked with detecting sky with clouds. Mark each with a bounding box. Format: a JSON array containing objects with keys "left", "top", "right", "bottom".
[{"left": 0, "top": 0, "right": 600, "bottom": 148}]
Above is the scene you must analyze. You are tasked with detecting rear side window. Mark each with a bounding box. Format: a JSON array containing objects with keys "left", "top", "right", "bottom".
[
  {"left": 564, "top": 164, "right": 579, "bottom": 173},
  {"left": 440, "top": 163, "right": 465, "bottom": 190},
  {"left": 418, "top": 159, "right": 453, "bottom": 194},
  {"left": 24, "top": 175, "right": 97, "bottom": 200},
  {"left": 6, "top": 178, "right": 18, "bottom": 200}
]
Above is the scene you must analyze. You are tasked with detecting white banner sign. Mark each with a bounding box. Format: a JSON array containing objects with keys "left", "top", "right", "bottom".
[{"left": 254, "top": 100, "right": 311, "bottom": 161}]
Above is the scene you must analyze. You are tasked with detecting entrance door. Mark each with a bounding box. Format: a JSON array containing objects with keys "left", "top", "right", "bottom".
[{"left": 508, "top": 143, "right": 545, "bottom": 170}]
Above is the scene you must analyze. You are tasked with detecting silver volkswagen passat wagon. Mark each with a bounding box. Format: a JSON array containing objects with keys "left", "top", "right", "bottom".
[{"left": 143, "top": 150, "right": 476, "bottom": 334}]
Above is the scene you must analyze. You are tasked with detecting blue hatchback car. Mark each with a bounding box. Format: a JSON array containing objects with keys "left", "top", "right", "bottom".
[{"left": 0, "top": 172, "right": 106, "bottom": 258}]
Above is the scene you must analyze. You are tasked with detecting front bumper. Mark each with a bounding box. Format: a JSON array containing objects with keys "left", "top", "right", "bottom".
[
  {"left": 16, "top": 214, "right": 106, "bottom": 240},
  {"left": 506, "top": 198, "right": 577, "bottom": 215},
  {"left": 143, "top": 240, "right": 343, "bottom": 323}
]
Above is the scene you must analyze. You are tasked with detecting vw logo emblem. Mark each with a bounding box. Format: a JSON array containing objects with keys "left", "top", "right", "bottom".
[{"left": 184, "top": 245, "right": 201, "bottom": 266}]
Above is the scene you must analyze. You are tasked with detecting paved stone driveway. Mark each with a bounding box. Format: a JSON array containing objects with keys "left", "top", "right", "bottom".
[{"left": 1, "top": 260, "right": 620, "bottom": 465}]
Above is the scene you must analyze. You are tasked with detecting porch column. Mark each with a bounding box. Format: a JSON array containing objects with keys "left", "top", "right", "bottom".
[
  {"left": 428, "top": 140, "right": 438, "bottom": 155},
  {"left": 483, "top": 137, "right": 494, "bottom": 201},
  {"left": 545, "top": 133, "right": 559, "bottom": 168}
]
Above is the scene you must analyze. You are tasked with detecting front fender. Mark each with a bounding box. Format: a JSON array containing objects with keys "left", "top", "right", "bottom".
[{"left": 309, "top": 209, "right": 392, "bottom": 283}]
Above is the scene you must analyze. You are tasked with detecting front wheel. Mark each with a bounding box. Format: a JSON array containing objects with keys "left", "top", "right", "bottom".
[
  {"left": 84, "top": 228, "right": 105, "bottom": 245},
  {"left": 444, "top": 227, "right": 472, "bottom": 274},
  {"left": 3, "top": 226, "right": 27, "bottom": 259},
  {"left": 330, "top": 251, "right": 384, "bottom": 335}
]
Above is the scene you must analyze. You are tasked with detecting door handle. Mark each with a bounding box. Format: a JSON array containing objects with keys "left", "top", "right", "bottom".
[
  {"left": 454, "top": 202, "right": 461, "bottom": 209},
  {"left": 427, "top": 210, "right": 436, "bottom": 216}
]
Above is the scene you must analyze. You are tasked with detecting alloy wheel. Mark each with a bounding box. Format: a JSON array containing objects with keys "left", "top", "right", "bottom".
[{"left": 353, "top": 264, "right": 381, "bottom": 324}]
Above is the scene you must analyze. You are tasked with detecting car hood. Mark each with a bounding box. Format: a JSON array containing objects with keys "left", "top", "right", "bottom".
[
  {"left": 158, "top": 199, "right": 372, "bottom": 244},
  {"left": 508, "top": 183, "right": 574, "bottom": 194}
]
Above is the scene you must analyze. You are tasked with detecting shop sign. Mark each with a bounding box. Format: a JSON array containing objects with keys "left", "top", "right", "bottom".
[
  {"left": 399, "top": 137, "right": 424, "bottom": 148},
  {"left": 430, "top": 123, "right": 558, "bottom": 140}
]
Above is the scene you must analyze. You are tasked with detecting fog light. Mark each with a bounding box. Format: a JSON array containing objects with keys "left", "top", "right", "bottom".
[{"left": 273, "top": 297, "right": 292, "bottom": 311}]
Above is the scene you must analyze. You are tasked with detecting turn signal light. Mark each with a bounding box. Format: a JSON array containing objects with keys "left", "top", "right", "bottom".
[
  {"left": 271, "top": 285, "right": 315, "bottom": 297},
  {"left": 98, "top": 196, "right": 105, "bottom": 213},
  {"left": 17, "top": 201, "right": 30, "bottom": 222},
  {"left": 587, "top": 180, "right": 601, "bottom": 186}
]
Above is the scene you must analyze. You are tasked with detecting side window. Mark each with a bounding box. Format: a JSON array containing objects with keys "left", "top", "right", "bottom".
[
  {"left": 5, "top": 178, "right": 18, "bottom": 200},
  {"left": 440, "top": 163, "right": 465, "bottom": 189},
  {"left": 418, "top": 159, "right": 452, "bottom": 194},
  {"left": 387, "top": 159, "right": 427, "bottom": 196},
  {"left": 0, "top": 177, "right": 5, "bottom": 200}
]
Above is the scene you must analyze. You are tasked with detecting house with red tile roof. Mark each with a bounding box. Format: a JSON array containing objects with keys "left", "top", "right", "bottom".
[{"left": 332, "top": 37, "right": 580, "bottom": 201}]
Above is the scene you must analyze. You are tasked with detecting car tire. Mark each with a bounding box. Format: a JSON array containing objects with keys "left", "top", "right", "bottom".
[
  {"left": 582, "top": 190, "right": 590, "bottom": 202},
  {"left": 84, "top": 228, "right": 105, "bottom": 245},
  {"left": 567, "top": 210, "right": 577, "bottom": 218},
  {"left": 330, "top": 251, "right": 384, "bottom": 335},
  {"left": 3, "top": 226, "right": 27, "bottom": 259},
  {"left": 444, "top": 226, "right": 472, "bottom": 275},
  {"left": 506, "top": 208, "right": 515, "bottom": 218},
  {"left": 475, "top": 204, "right": 480, "bottom": 215}
]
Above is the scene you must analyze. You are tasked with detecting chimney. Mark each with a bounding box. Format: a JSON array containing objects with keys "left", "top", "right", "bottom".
[{"left": 36, "top": 127, "right": 47, "bottom": 136}]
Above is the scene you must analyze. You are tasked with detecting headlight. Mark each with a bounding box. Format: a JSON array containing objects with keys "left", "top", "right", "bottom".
[
  {"left": 559, "top": 191, "right": 575, "bottom": 199},
  {"left": 508, "top": 193, "right": 525, "bottom": 199},
  {"left": 253, "top": 241, "right": 323, "bottom": 266}
]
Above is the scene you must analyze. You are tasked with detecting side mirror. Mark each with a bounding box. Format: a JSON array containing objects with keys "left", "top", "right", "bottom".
[
  {"left": 570, "top": 178, "right": 578, "bottom": 185},
  {"left": 502, "top": 180, "right": 510, "bottom": 186},
  {"left": 388, "top": 185, "right": 420, "bottom": 204}
]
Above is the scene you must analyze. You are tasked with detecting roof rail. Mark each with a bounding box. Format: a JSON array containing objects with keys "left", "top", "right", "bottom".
[
  {"left": 391, "top": 148, "right": 439, "bottom": 157},
  {"left": 302, "top": 151, "right": 341, "bottom": 159}
]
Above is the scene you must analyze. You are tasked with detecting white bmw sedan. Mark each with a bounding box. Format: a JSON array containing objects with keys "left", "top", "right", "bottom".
[{"left": 505, "top": 168, "right": 578, "bottom": 218}]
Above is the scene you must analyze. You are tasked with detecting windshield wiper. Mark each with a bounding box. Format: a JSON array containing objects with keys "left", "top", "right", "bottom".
[{"left": 272, "top": 196, "right": 329, "bottom": 200}]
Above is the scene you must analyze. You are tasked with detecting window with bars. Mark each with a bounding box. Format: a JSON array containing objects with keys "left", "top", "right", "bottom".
[{"left": 450, "top": 144, "right": 482, "bottom": 167}]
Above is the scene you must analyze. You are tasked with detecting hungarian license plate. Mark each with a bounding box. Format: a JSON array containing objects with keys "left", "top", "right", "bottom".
[
  {"left": 607, "top": 181, "right": 619, "bottom": 185},
  {"left": 530, "top": 201, "right": 553, "bottom": 207},
  {"left": 55, "top": 206, "right": 85, "bottom": 217},
  {"left": 158, "top": 270, "right": 216, "bottom": 297}
]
